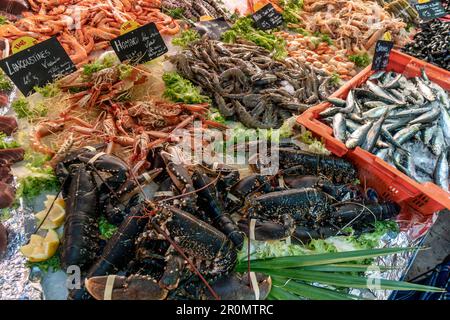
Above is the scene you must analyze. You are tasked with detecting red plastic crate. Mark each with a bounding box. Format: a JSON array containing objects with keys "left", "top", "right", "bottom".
[{"left": 297, "top": 50, "right": 450, "bottom": 217}]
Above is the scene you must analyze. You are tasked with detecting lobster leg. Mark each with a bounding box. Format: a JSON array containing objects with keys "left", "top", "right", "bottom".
[
  {"left": 61, "top": 164, "right": 100, "bottom": 270},
  {"left": 192, "top": 170, "right": 245, "bottom": 249}
]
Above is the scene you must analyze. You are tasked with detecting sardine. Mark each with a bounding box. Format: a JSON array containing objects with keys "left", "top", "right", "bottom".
[
  {"left": 392, "top": 124, "right": 422, "bottom": 144},
  {"left": 423, "top": 125, "right": 437, "bottom": 146},
  {"left": 364, "top": 101, "right": 388, "bottom": 109},
  {"left": 366, "top": 81, "right": 405, "bottom": 105},
  {"left": 382, "top": 73, "right": 402, "bottom": 90},
  {"left": 362, "top": 106, "right": 388, "bottom": 119},
  {"left": 361, "top": 110, "right": 389, "bottom": 152},
  {"left": 439, "top": 105, "right": 450, "bottom": 144},
  {"left": 369, "top": 71, "right": 385, "bottom": 81},
  {"left": 416, "top": 78, "right": 436, "bottom": 101},
  {"left": 320, "top": 107, "right": 342, "bottom": 118},
  {"left": 340, "top": 90, "right": 355, "bottom": 113},
  {"left": 345, "top": 122, "right": 373, "bottom": 149},
  {"left": 327, "top": 97, "right": 346, "bottom": 108},
  {"left": 333, "top": 113, "right": 347, "bottom": 142},
  {"left": 431, "top": 127, "right": 446, "bottom": 156},
  {"left": 409, "top": 107, "right": 441, "bottom": 125},
  {"left": 433, "top": 149, "right": 449, "bottom": 192}
]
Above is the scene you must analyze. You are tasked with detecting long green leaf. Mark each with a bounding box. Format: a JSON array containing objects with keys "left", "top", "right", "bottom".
[
  {"left": 267, "top": 286, "right": 302, "bottom": 300},
  {"left": 258, "top": 269, "right": 445, "bottom": 292},
  {"left": 301, "top": 264, "right": 395, "bottom": 273},
  {"left": 272, "top": 276, "right": 361, "bottom": 300},
  {"left": 236, "top": 247, "right": 414, "bottom": 271}
]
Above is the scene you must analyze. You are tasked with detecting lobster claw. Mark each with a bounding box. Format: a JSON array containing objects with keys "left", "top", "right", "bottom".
[
  {"left": 238, "top": 214, "right": 295, "bottom": 241},
  {"left": 207, "top": 273, "right": 272, "bottom": 300},
  {"left": 85, "top": 275, "right": 168, "bottom": 300}
]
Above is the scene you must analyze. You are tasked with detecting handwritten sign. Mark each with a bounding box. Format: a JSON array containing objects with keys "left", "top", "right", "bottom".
[
  {"left": 372, "top": 40, "right": 394, "bottom": 71},
  {"left": 195, "top": 17, "right": 230, "bottom": 40},
  {"left": 110, "top": 22, "right": 168, "bottom": 64},
  {"left": 415, "top": 0, "right": 447, "bottom": 20},
  {"left": 252, "top": 3, "right": 284, "bottom": 30},
  {"left": 0, "top": 37, "right": 76, "bottom": 96}
]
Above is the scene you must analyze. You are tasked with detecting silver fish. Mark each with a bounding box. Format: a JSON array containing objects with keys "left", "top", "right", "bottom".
[
  {"left": 393, "top": 124, "right": 422, "bottom": 144},
  {"left": 439, "top": 105, "right": 450, "bottom": 144},
  {"left": 431, "top": 127, "right": 446, "bottom": 156},
  {"left": 416, "top": 78, "right": 436, "bottom": 101},
  {"left": 345, "top": 122, "right": 373, "bottom": 149},
  {"left": 361, "top": 110, "right": 389, "bottom": 152},
  {"left": 333, "top": 113, "right": 347, "bottom": 142},
  {"left": 366, "top": 81, "right": 405, "bottom": 105},
  {"left": 327, "top": 97, "right": 346, "bottom": 108},
  {"left": 364, "top": 101, "right": 388, "bottom": 109},
  {"left": 362, "top": 106, "right": 388, "bottom": 119},
  {"left": 369, "top": 71, "right": 385, "bottom": 81},
  {"left": 409, "top": 107, "right": 441, "bottom": 125},
  {"left": 320, "top": 107, "right": 342, "bottom": 118},
  {"left": 433, "top": 149, "right": 449, "bottom": 192}
]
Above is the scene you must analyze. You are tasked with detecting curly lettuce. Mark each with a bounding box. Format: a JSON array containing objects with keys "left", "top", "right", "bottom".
[
  {"left": 163, "top": 72, "right": 210, "bottom": 104},
  {"left": 172, "top": 29, "right": 200, "bottom": 48}
]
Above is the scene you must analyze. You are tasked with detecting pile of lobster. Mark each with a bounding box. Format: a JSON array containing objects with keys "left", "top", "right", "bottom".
[
  {"left": 55, "top": 141, "right": 400, "bottom": 300},
  {"left": 32, "top": 63, "right": 224, "bottom": 173},
  {"left": 0, "top": 0, "right": 179, "bottom": 63}
]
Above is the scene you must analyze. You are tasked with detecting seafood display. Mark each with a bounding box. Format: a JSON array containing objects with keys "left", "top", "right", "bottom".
[
  {"left": 25, "top": 58, "right": 223, "bottom": 172},
  {"left": 320, "top": 70, "right": 450, "bottom": 191},
  {"left": 161, "top": 0, "right": 230, "bottom": 20},
  {"left": 0, "top": 0, "right": 448, "bottom": 302},
  {"left": 299, "top": 0, "right": 410, "bottom": 53},
  {"left": 171, "top": 37, "right": 338, "bottom": 129},
  {"left": 402, "top": 20, "right": 450, "bottom": 71},
  {"left": 0, "top": 0, "right": 179, "bottom": 63},
  {"left": 276, "top": 31, "right": 357, "bottom": 81}
]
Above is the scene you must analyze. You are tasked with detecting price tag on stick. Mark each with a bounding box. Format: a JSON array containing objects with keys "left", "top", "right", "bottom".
[
  {"left": 252, "top": 3, "right": 284, "bottom": 30},
  {"left": 110, "top": 22, "right": 168, "bottom": 64},
  {"left": 372, "top": 39, "right": 394, "bottom": 71},
  {"left": 415, "top": 0, "right": 447, "bottom": 20},
  {"left": 195, "top": 17, "right": 230, "bottom": 40},
  {"left": 0, "top": 37, "right": 76, "bottom": 96}
]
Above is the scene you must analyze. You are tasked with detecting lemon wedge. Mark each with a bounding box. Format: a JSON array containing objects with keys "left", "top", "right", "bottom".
[
  {"left": 36, "top": 196, "right": 66, "bottom": 230},
  {"left": 20, "top": 229, "right": 60, "bottom": 262}
]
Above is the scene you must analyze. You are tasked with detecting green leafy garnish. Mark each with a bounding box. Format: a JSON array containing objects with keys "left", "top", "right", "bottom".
[
  {"left": 82, "top": 54, "right": 116, "bottom": 76},
  {"left": 0, "top": 133, "right": 20, "bottom": 149},
  {"left": 11, "top": 98, "right": 31, "bottom": 119},
  {"left": 15, "top": 152, "right": 59, "bottom": 201},
  {"left": 208, "top": 108, "right": 227, "bottom": 125},
  {"left": 162, "top": 72, "right": 210, "bottom": 104},
  {"left": 27, "top": 254, "right": 61, "bottom": 272},
  {"left": 164, "top": 7, "right": 185, "bottom": 19},
  {"left": 348, "top": 53, "right": 371, "bottom": 68},
  {"left": 99, "top": 216, "right": 118, "bottom": 240},
  {"left": 280, "top": 0, "right": 303, "bottom": 24},
  {"left": 34, "top": 82, "right": 60, "bottom": 98},
  {"left": 313, "top": 32, "right": 333, "bottom": 46},
  {"left": 118, "top": 64, "right": 133, "bottom": 80},
  {"left": 1, "top": 208, "right": 11, "bottom": 222},
  {"left": 330, "top": 73, "right": 341, "bottom": 86},
  {"left": 222, "top": 17, "right": 287, "bottom": 60},
  {"left": 172, "top": 29, "right": 200, "bottom": 48},
  {"left": 11, "top": 98, "right": 48, "bottom": 120},
  {"left": 0, "top": 15, "right": 9, "bottom": 25},
  {"left": 0, "top": 69, "right": 13, "bottom": 91}
]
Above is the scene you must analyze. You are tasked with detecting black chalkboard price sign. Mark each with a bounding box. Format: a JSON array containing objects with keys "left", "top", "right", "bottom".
[
  {"left": 110, "top": 22, "right": 168, "bottom": 64},
  {"left": 195, "top": 17, "right": 230, "bottom": 40},
  {"left": 0, "top": 37, "right": 76, "bottom": 96},
  {"left": 252, "top": 3, "right": 284, "bottom": 30},
  {"left": 372, "top": 40, "right": 394, "bottom": 71},
  {"left": 415, "top": 0, "right": 447, "bottom": 20}
]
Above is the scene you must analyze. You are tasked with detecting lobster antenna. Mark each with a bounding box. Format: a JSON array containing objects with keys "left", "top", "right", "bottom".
[{"left": 150, "top": 220, "right": 220, "bottom": 300}]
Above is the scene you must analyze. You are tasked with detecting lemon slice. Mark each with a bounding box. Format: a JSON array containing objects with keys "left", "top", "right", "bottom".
[
  {"left": 199, "top": 15, "right": 214, "bottom": 21},
  {"left": 37, "top": 196, "right": 66, "bottom": 229},
  {"left": 44, "top": 195, "right": 65, "bottom": 209},
  {"left": 20, "top": 229, "right": 60, "bottom": 262}
]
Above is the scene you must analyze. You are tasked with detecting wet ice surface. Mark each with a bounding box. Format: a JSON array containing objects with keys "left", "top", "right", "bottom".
[
  {"left": 383, "top": 140, "right": 438, "bottom": 184},
  {"left": 41, "top": 271, "right": 68, "bottom": 300}
]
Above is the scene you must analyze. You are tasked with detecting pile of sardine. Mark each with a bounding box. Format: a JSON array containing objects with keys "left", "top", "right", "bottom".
[
  {"left": 161, "top": 0, "right": 229, "bottom": 21},
  {"left": 402, "top": 19, "right": 450, "bottom": 71},
  {"left": 170, "top": 37, "right": 338, "bottom": 129},
  {"left": 321, "top": 70, "right": 450, "bottom": 191}
]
